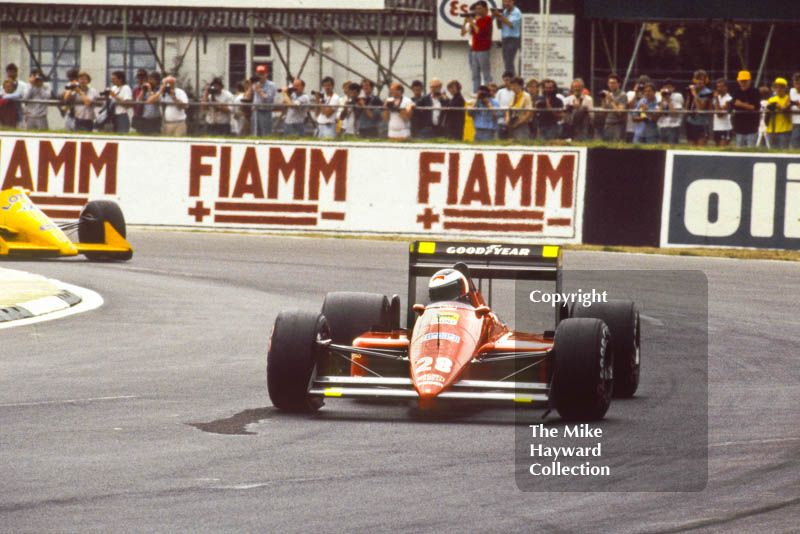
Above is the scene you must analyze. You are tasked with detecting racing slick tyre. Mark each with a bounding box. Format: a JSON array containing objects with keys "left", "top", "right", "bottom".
[
  {"left": 267, "top": 310, "right": 328, "bottom": 412},
  {"left": 572, "top": 300, "right": 640, "bottom": 398},
  {"left": 78, "top": 200, "right": 131, "bottom": 261},
  {"left": 550, "top": 318, "right": 613, "bottom": 421},
  {"left": 321, "top": 292, "right": 395, "bottom": 375}
]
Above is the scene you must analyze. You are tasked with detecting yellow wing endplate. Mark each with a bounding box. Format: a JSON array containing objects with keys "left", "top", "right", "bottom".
[{"left": 73, "top": 222, "right": 133, "bottom": 255}]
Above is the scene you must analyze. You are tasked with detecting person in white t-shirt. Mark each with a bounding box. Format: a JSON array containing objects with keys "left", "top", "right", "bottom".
[
  {"left": 108, "top": 70, "right": 132, "bottom": 133},
  {"left": 148, "top": 75, "right": 188, "bottom": 136},
  {"left": 656, "top": 79, "right": 683, "bottom": 144},
  {"left": 495, "top": 71, "right": 515, "bottom": 139},
  {"left": 382, "top": 82, "right": 415, "bottom": 140},
  {"left": 338, "top": 82, "right": 361, "bottom": 137},
  {"left": 314, "top": 76, "right": 340, "bottom": 138},
  {"left": 712, "top": 78, "right": 733, "bottom": 146},
  {"left": 790, "top": 73, "right": 800, "bottom": 149}
]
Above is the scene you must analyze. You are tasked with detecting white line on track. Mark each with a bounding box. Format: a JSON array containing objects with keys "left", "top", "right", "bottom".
[
  {"left": 709, "top": 436, "right": 800, "bottom": 447},
  {"left": 0, "top": 280, "right": 103, "bottom": 330},
  {"left": 640, "top": 313, "right": 664, "bottom": 326},
  {"left": 0, "top": 394, "right": 138, "bottom": 408}
]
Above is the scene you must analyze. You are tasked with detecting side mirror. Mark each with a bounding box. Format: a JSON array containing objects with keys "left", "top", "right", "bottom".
[
  {"left": 413, "top": 304, "right": 426, "bottom": 315},
  {"left": 475, "top": 305, "right": 490, "bottom": 317}
]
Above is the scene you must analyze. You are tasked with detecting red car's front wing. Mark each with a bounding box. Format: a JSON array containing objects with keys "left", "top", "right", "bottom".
[{"left": 309, "top": 375, "right": 550, "bottom": 405}]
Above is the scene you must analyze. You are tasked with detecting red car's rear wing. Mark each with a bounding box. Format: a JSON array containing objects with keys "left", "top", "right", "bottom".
[{"left": 407, "top": 241, "right": 562, "bottom": 327}]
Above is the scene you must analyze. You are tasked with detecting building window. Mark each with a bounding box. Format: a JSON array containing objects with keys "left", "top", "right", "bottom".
[
  {"left": 29, "top": 35, "right": 81, "bottom": 94},
  {"left": 106, "top": 37, "right": 158, "bottom": 88},
  {"left": 229, "top": 44, "right": 248, "bottom": 91}
]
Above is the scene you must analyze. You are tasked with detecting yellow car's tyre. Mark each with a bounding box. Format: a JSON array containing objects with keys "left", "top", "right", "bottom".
[{"left": 78, "top": 200, "right": 130, "bottom": 261}]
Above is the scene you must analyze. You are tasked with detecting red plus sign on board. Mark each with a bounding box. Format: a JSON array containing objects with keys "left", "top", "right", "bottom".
[
  {"left": 416, "top": 207, "right": 439, "bottom": 229},
  {"left": 188, "top": 200, "right": 211, "bottom": 222}
]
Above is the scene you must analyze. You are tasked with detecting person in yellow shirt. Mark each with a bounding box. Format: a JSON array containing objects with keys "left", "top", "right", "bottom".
[
  {"left": 765, "top": 77, "right": 792, "bottom": 149},
  {"left": 506, "top": 76, "right": 533, "bottom": 140}
]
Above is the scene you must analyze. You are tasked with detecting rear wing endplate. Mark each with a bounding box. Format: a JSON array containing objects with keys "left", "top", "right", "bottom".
[{"left": 407, "top": 241, "right": 562, "bottom": 327}]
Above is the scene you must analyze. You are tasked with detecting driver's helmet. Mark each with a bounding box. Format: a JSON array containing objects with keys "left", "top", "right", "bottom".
[{"left": 428, "top": 268, "right": 469, "bottom": 302}]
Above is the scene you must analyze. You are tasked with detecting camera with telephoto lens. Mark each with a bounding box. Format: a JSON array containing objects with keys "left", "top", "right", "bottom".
[
  {"left": 208, "top": 85, "right": 220, "bottom": 96},
  {"left": 66, "top": 82, "right": 79, "bottom": 90},
  {"left": 285, "top": 86, "right": 296, "bottom": 95},
  {"left": 164, "top": 83, "right": 173, "bottom": 91},
  {"left": 460, "top": 11, "right": 477, "bottom": 17},
  {"left": 384, "top": 99, "right": 397, "bottom": 111},
  {"left": 766, "top": 102, "right": 778, "bottom": 111},
  {"left": 661, "top": 89, "right": 671, "bottom": 98},
  {"left": 99, "top": 88, "right": 112, "bottom": 98}
]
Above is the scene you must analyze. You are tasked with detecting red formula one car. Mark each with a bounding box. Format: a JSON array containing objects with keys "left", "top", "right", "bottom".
[{"left": 267, "top": 241, "right": 640, "bottom": 420}]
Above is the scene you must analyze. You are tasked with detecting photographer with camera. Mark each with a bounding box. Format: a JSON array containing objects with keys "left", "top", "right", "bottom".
[
  {"left": 382, "top": 82, "right": 415, "bottom": 140},
  {"left": 201, "top": 76, "right": 233, "bottom": 136},
  {"left": 23, "top": 69, "right": 50, "bottom": 131},
  {"left": 134, "top": 71, "right": 163, "bottom": 135},
  {"left": 338, "top": 82, "right": 361, "bottom": 137},
  {"left": 564, "top": 78, "right": 593, "bottom": 140},
  {"left": 245, "top": 65, "right": 277, "bottom": 136},
  {"left": 765, "top": 77, "right": 792, "bottom": 149},
  {"left": 685, "top": 69, "right": 713, "bottom": 146},
  {"left": 468, "top": 84, "right": 501, "bottom": 141},
  {"left": 599, "top": 74, "right": 627, "bottom": 141},
  {"left": 313, "top": 76, "right": 341, "bottom": 139},
  {"left": 492, "top": 0, "right": 522, "bottom": 77},
  {"left": 632, "top": 82, "right": 659, "bottom": 144},
  {"left": 355, "top": 79, "right": 383, "bottom": 138},
  {"left": 63, "top": 71, "right": 98, "bottom": 131},
  {"left": 2, "top": 64, "right": 27, "bottom": 128},
  {"left": 107, "top": 70, "right": 132, "bottom": 133},
  {"left": 281, "top": 78, "right": 310, "bottom": 136},
  {"left": 147, "top": 75, "right": 187, "bottom": 136},
  {"left": 534, "top": 79, "right": 563, "bottom": 140},
  {"left": 461, "top": 1, "right": 493, "bottom": 93},
  {"left": 410, "top": 80, "right": 432, "bottom": 139},
  {"left": 655, "top": 79, "right": 683, "bottom": 144}
]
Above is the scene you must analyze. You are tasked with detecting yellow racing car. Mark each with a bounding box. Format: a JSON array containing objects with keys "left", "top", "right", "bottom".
[{"left": 0, "top": 188, "right": 132, "bottom": 260}]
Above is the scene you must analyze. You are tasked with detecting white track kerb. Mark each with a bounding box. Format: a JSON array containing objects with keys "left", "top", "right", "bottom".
[{"left": 0, "top": 269, "right": 103, "bottom": 329}]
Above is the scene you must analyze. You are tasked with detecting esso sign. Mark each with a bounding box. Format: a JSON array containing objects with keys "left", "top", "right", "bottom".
[{"left": 438, "top": 0, "right": 499, "bottom": 30}]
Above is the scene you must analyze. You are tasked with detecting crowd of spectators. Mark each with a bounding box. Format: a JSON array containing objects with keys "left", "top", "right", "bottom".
[{"left": 2, "top": 58, "right": 800, "bottom": 150}]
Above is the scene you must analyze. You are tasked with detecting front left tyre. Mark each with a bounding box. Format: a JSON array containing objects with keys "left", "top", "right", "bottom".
[
  {"left": 78, "top": 200, "right": 132, "bottom": 261},
  {"left": 550, "top": 318, "right": 613, "bottom": 421},
  {"left": 267, "top": 310, "right": 329, "bottom": 412}
]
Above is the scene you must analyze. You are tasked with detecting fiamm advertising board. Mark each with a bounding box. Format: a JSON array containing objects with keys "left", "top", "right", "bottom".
[
  {"left": 661, "top": 151, "right": 800, "bottom": 250},
  {"left": 0, "top": 134, "right": 586, "bottom": 243}
]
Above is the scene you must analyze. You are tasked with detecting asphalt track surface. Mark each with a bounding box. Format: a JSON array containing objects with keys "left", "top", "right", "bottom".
[{"left": 1, "top": 231, "right": 799, "bottom": 533}]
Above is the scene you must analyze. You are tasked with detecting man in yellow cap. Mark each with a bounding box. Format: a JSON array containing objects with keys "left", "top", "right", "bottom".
[
  {"left": 765, "top": 77, "right": 792, "bottom": 149},
  {"left": 731, "top": 70, "right": 760, "bottom": 147}
]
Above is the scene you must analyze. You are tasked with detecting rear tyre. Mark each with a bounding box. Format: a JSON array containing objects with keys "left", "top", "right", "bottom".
[
  {"left": 78, "top": 200, "right": 131, "bottom": 261},
  {"left": 321, "top": 292, "right": 394, "bottom": 375},
  {"left": 550, "top": 318, "right": 613, "bottom": 421},
  {"left": 572, "top": 300, "right": 640, "bottom": 398},
  {"left": 267, "top": 310, "right": 328, "bottom": 412}
]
